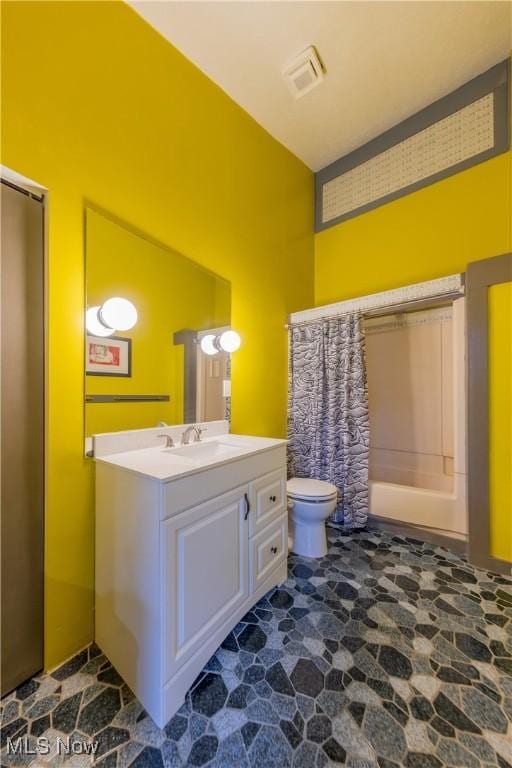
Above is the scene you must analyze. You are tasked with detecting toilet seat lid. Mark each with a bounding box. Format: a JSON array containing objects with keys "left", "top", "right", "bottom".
[{"left": 287, "top": 477, "right": 338, "bottom": 500}]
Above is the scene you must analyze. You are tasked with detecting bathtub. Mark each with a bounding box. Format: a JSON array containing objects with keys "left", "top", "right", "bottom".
[
  {"left": 366, "top": 297, "right": 467, "bottom": 541},
  {"left": 369, "top": 474, "right": 467, "bottom": 538}
]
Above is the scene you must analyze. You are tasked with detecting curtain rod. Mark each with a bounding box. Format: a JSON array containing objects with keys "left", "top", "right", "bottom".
[
  {"left": 285, "top": 289, "right": 464, "bottom": 329},
  {"left": 286, "top": 273, "right": 464, "bottom": 328}
]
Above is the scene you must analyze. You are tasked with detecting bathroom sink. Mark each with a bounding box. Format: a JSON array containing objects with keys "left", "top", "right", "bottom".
[
  {"left": 167, "top": 441, "right": 239, "bottom": 461},
  {"left": 96, "top": 433, "right": 287, "bottom": 482}
]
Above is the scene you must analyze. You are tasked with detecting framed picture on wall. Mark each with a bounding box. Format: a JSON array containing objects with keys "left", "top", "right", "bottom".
[{"left": 86, "top": 335, "right": 132, "bottom": 377}]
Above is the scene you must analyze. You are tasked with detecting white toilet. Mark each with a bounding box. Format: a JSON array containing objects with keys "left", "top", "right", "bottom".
[{"left": 287, "top": 477, "right": 338, "bottom": 558}]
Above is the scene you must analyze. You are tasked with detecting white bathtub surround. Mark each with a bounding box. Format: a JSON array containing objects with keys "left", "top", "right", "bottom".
[
  {"left": 366, "top": 305, "right": 455, "bottom": 492},
  {"left": 367, "top": 298, "right": 467, "bottom": 537},
  {"left": 94, "top": 427, "right": 288, "bottom": 727},
  {"left": 369, "top": 477, "right": 467, "bottom": 538}
]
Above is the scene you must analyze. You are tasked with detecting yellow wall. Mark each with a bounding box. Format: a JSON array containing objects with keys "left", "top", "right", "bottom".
[
  {"left": 1, "top": 1, "right": 314, "bottom": 667},
  {"left": 3, "top": 0, "right": 509, "bottom": 668},
  {"left": 489, "top": 282, "right": 512, "bottom": 562},
  {"left": 315, "top": 154, "right": 511, "bottom": 306},
  {"left": 85, "top": 208, "right": 230, "bottom": 434}
]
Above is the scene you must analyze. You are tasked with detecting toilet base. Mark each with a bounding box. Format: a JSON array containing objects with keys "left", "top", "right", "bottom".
[{"left": 289, "top": 519, "right": 327, "bottom": 558}]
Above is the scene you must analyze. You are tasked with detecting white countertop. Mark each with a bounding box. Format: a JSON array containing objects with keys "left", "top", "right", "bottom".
[{"left": 95, "top": 433, "right": 287, "bottom": 482}]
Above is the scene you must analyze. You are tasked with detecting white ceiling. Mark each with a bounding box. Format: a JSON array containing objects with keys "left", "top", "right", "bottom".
[{"left": 130, "top": 1, "right": 512, "bottom": 171}]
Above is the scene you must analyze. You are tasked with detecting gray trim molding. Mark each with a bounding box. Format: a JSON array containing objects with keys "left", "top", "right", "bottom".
[
  {"left": 173, "top": 329, "right": 198, "bottom": 424},
  {"left": 85, "top": 394, "right": 170, "bottom": 403},
  {"left": 315, "top": 58, "right": 510, "bottom": 231},
  {"left": 467, "top": 252, "right": 512, "bottom": 575},
  {"left": 366, "top": 516, "right": 467, "bottom": 556}
]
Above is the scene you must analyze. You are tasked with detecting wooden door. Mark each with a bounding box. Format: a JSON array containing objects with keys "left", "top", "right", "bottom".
[
  {"left": 197, "top": 348, "right": 229, "bottom": 422},
  {"left": 1, "top": 181, "right": 44, "bottom": 695}
]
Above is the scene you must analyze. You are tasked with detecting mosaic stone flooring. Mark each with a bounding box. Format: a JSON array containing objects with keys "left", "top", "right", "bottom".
[{"left": 1, "top": 527, "right": 512, "bottom": 768}]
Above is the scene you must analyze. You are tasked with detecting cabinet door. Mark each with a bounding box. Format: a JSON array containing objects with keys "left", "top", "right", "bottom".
[{"left": 163, "top": 486, "right": 249, "bottom": 679}]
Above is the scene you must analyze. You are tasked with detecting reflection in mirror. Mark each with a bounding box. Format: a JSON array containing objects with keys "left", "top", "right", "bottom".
[{"left": 85, "top": 209, "right": 231, "bottom": 436}]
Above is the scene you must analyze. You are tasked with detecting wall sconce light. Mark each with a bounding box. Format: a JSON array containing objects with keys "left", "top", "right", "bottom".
[
  {"left": 200, "top": 334, "right": 218, "bottom": 356},
  {"left": 85, "top": 306, "right": 114, "bottom": 337},
  {"left": 86, "top": 297, "right": 137, "bottom": 337},
  {"left": 200, "top": 330, "right": 241, "bottom": 356},
  {"left": 100, "top": 297, "right": 138, "bottom": 331},
  {"left": 219, "top": 330, "right": 241, "bottom": 353}
]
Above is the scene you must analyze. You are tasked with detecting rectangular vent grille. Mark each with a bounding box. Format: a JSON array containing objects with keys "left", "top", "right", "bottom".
[
  {"left": 322, "top": 95, "right": 493, "bottom": 223},
  {"left": 316, "top": 59, "right": 509, "bottom": 231}
]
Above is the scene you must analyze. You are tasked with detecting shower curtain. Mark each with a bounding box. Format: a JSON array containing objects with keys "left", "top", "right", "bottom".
[{"left": 288, "top": 313, "right": 369, "bottom": 528}]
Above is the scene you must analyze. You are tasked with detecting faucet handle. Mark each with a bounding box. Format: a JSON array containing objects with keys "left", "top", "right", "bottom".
[
  {"left": 195, "top": 426, "right": 206, "bottom": 442},
  {"left": 157, "top": 434, "right": 174, "bottom": 448}
]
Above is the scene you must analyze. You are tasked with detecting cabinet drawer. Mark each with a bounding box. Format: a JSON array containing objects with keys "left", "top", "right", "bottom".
[
  {"left": 248, "top": 469, "right": 286, "bottom": 535},
  {"left": 250, "top": 514, "right": 287, "bottom": 592},
  {"left": 162, "top": 446, "right": 286, "bottom": 520}
]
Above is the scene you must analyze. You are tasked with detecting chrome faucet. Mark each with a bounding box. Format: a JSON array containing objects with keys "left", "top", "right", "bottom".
[
  {"left": 181, "top": 425, "right": 205, "bottom": 445},
  {"left": 157, "top": 434, "right": 175, "bottom": 448}
]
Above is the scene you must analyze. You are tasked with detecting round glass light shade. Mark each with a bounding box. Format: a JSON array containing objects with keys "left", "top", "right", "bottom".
[
  {"left": 86, "top": 306, "right": 114, "bottom": 337},
  {"left": 100, "top": 297, "right": 138, "bottom": 331},
  {"left": 219, "top": 330, "right": 241, "bottom": 353},
  {"left": 200, "top": 334, "right": 218, "bottom": 356}
]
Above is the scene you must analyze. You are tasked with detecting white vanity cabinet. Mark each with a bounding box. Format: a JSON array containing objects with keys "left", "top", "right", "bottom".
[{"left": 95, "top": 436, "right": 287, "bottom": 728}]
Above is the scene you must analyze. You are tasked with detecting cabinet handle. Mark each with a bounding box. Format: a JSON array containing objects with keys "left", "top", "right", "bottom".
[
  {"left": 244, "top": 493, "right": 250, "bottom": 520},
  {"left": 270, "top": 495, "right": 277, "bottom": 503},
  {"left": 270, "top": 546, "right": 278, "bottom": 554}
]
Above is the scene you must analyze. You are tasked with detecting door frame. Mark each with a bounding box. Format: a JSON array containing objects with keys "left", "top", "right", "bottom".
[
  {"left": 466, "top": 252, "right": 512, "bottom": 574},
  {"left": 196, "top": 325, "right": 229, "bottom": 422}
]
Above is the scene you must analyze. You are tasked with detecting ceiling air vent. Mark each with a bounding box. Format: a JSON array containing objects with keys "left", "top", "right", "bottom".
[{"left": 283, "top": 46, "right": 324, "bottom": 98}]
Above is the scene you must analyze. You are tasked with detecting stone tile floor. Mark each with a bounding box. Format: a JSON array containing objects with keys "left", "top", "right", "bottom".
[{"left": 1, "top": 526, "right": 511, "bottom": 768}]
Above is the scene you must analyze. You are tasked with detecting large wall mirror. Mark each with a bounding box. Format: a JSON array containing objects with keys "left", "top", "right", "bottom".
[{"left": 85, "top": 208, "right": 232, "bottom": 437}]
